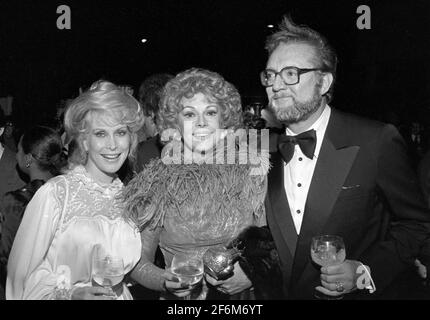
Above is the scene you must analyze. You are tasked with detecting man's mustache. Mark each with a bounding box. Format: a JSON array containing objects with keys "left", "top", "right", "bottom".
[{"left": 272, "top": 94, "right": 294, "bottom": 100}]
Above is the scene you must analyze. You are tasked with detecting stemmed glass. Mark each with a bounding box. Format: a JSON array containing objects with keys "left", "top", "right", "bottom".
[
  {"left": 310, "top": 235, "right": 346, "bottom": 300},
  {"left": 91, "top": 248, "right": 125, "bottom": 297},
  {"left": 170, "top": 252, "right": 204, "bottom": 300}
]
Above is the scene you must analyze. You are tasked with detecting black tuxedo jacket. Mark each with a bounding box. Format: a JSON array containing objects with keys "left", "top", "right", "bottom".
[{"left": 265, "top": 109, "right": 430, "bottom": 299}]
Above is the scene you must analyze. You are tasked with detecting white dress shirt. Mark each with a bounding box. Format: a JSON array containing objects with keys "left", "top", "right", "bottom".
[{"left": 284, "top": 105, "right": 331, "bottom": 234}]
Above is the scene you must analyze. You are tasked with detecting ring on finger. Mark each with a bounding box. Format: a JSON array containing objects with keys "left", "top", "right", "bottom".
[{"left": 335, "top": 281, "right": 345, "bottom": 293}]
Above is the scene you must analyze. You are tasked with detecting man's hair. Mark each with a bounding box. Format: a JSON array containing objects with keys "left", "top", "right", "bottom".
[{"left": 265, "top": 15, "right": 337, "bottom": 103}]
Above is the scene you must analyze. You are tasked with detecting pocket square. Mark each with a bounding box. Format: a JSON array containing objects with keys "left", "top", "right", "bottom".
[{"left": 341, "top": 184, "right": 361, "bottom": 190}]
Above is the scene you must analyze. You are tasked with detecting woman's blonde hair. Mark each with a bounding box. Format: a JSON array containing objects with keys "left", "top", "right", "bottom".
[{"left": 64, "top": 80, "right": 144, "bottom": 165}]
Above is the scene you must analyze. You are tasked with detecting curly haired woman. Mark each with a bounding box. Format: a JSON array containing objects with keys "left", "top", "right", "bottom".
[{"left": 123, "top": 68, "right": 271, "bottom": 300}]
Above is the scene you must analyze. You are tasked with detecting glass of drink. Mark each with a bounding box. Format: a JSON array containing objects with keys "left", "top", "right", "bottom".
[
  {"left": 92, "top": 251, "right": 124, "bottom": 298},
  {"left": 170, "top": 252, "right": 204, "bottom": 300},
  {"left": 310, "top": 235, "right": 346, "bottom": 300}
]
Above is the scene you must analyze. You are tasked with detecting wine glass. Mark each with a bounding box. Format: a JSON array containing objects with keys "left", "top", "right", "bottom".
[
  {"left": 92, "top": 250, "right": 125, "bottom": 297},
  {"left": 310, "top": 235, "right": 346, "bottom": 300},
  {"left": 170, "top": 252, "right": 204, "bottom": 300}
]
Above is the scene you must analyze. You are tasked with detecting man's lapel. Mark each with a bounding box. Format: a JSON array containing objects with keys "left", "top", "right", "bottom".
[
  {"left": 292, "top": 110, "right": 360, "bottom": 283},
  {"left": 267, "top": 150, "right": 298, "bottom": 258}
]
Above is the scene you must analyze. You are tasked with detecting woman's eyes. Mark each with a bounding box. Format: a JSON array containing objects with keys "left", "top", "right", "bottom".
[
  {"left": 183, "top": 112, "right": 195, "bottom": 118},
  {"left": 182, "top": 110, "right": 218, "bottom": 118},
  {"left": 117, "top": 130, "right": 128, "bottom": 136},
  {"left": 93, "top": 130, "right": 128, "bottom": 137}
]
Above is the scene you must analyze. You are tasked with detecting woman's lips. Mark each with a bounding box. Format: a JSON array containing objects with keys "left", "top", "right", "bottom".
[
  {"left": 193, "top": 131, "right": 213, "bottom": 141},
  {"left": 101, "top": 153, "right": 121, "bottom": 160}
]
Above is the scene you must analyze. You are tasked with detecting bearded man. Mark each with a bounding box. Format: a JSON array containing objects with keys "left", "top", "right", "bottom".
[{"left": 262, "top": 15, "right": 430, "bottom": 299}]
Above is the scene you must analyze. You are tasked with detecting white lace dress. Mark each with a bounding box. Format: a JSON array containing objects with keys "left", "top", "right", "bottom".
[{"left": 6, "top": 166, "right": 141, "bottom": 300}]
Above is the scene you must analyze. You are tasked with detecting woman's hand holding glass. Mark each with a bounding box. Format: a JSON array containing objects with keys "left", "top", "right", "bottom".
[
  {"left": 90, "top": 247, "right": 125, "bottom": 299},
  {"left": 165, "top": 253, "right": 204, "bottom": 299},
  {"left": 71, "top": 286, "right": 117, "bottom": 300}
]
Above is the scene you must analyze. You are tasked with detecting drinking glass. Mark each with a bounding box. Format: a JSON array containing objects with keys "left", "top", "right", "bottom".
[
  {"left": 92, "top": 250, "right": 125, "bottom": 297},
  {"left": 310, "top": 235, "right": 346, "bottom": 300},
  {"left": 170, "top": 252, "right": 204, "bottom": 300}
]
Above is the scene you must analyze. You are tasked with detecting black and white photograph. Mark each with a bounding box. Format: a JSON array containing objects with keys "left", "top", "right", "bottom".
[{"left": 1, "top": 0, "right": 430, "bottom": 312}]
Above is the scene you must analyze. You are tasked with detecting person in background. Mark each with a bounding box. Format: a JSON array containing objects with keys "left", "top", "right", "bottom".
[
  {"left": 0, "top": 109, "right": 25, "bottom": 198},
  {"left": 2, "top": 117, "right": 17, "bottom": 153},
  {"left": 261, "top": 106, "right": 283, "bottom": 131},
  {"left": 243, "top": 103, "right": 267, "bottom": 131},
  {"left": 0, "top": 126, "right": 66, "bottom": 299},
  {"left": 133, "top": 73, "right": 174, "bottom": 174},
  {"left": 404, "top": 121, "right": 429, "bottom": 170},
  {"left": 262, "top": 15, "right": 430, "bottom": 299},
  {"left": 6, "top": 80, "right": 144, "bottom": 300}
]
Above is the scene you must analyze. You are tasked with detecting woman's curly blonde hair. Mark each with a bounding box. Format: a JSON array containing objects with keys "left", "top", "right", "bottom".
[{"left": 157, "top": 68, "right": 243, "bottom": 134}]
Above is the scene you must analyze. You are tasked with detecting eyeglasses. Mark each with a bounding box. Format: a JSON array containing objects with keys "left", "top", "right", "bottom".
[{"left": 260, "top": 66, "right": 324, "bottom": 87}]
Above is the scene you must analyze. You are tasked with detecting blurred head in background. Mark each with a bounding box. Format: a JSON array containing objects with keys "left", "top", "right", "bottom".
[{"left": 138, "top": 73, "right": 173, "bottom": 141}]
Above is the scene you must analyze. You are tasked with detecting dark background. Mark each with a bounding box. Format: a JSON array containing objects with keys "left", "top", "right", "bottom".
[{"left": 1, "top": 0, "right": 429, "bottom": 127}]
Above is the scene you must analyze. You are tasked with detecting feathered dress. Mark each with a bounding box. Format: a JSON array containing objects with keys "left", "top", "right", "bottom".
[{"left": 123, "top": 137, "right": 269, "bottom": 299}]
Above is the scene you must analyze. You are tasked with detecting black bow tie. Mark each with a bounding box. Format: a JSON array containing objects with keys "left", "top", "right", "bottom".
[{"left": 278, "top": 129, "right": 317, "bottom": 163}]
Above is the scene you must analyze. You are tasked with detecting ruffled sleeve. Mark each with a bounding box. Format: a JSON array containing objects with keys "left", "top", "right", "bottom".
[{"left": 6, "top": 179, "right": 63, "bottom": 300}]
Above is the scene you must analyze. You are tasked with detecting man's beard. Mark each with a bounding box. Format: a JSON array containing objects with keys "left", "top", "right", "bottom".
[{"left": 269, "top": 84, "right": 324, "bottom": 125}]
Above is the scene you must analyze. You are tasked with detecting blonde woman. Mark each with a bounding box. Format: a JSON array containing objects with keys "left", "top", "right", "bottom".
[{"left": 7, "top": 80, "right": 144, "bottom": 300}]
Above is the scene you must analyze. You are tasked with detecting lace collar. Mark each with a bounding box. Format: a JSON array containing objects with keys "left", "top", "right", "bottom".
[{"left": 68, "top": 165, "right": 123, "bottom": 195}]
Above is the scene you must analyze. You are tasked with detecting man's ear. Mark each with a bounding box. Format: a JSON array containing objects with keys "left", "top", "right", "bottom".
[{"left": 319, "top": 72, "right": 334, "bottom": 97}]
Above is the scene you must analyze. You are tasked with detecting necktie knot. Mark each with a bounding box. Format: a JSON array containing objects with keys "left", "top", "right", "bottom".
[{"left": 278, "top": 129, "right": 317, "bottom": 163}]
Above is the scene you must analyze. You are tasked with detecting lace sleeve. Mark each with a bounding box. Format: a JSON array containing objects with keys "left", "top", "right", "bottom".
[{"left": 130, "top": 227, "right": 166, "bottom": 292}]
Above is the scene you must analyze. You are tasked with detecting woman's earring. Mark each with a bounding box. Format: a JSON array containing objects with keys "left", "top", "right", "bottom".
[{"left": 25, "top": 163, "right": 31, "bottom": 168}]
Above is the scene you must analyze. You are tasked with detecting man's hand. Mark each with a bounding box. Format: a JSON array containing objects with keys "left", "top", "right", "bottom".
[
  {"left": 205, "top": 261, "right": 252, "bottom": 295},
  {"left": 316, "top": 259, "right": 362, "bottom": 297}
]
